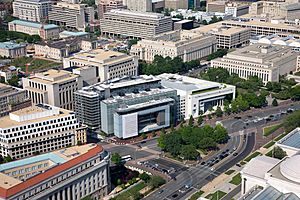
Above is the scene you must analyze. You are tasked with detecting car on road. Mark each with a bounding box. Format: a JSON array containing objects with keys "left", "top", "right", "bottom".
[
  {"left": 159, "top": 190, "right": 164, "bottom": 194},
  {"left": 185, "top": 184, "right": 191, "bottom": 189},
  {"left": 210, "top": 167, "right": 215, "bottom": 171},
  {"left": 201, "top": 161, "right": 206, "bottom": 165},
  {"left": 236, "top": 163, "right": 241, "bottom": 167},
  {"left": 234, "top": 116, "right": 241, "bottom": 119},
  {"left": 233, "top": 153, "right": 238, "bottom": 156}
]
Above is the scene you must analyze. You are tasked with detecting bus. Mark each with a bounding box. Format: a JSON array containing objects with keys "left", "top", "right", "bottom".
[{"left": 121, "top": 155, "right": 132, "bottom": 162}]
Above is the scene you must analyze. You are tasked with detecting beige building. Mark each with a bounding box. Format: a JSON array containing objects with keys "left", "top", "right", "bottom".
[
  {"left": 0, "top": 42, "right": 26, "bottom": 58},
  {"left": 63, "top": 49, "right": 138, "bottom": 82},
  {"left": 0, "top": 104, "right": 86, "bottom": 159},
  {"left": 12, "top": 0, "right": 52, "bottom": 22},
  {"left": 211, "top": 44, "right": 299, "bottom": 84},
  {"left": 165, "top": 0, "right": 188, "bottom": 10},
  {"left": 96, "top": 0, "right": 125, "bottom": 19},
  {"left": 100, "top": 9, "right": 173, "bottom": 39},
  {"left": 194, "top": 24, "right": 251, "bottom": 49},
  {"left": 22, "top": 69, "right": 84, "bottom": 110},
  {"left": 207, "top": 1, "right": 226, "bottom": 12},
  {"left": 8, "top": 20, "right": 60, "bottom": 40},
  {"left": 48, "top": 2, "right": 94, "bottom": 31},
  {"left": 123, "top": 0, "right": 152, "bottom": 12},
  {"left": 0, "top": 83, "right": 28, "bottom": 117},
  {"left": 130, "top": 30, "right": 217, "bottom": 62},
  {"left": 0, "top": 144, "right": 109, "bottom": 200},
  {"left": 34, "top": 38, "right": 97, "bottom": 61}
]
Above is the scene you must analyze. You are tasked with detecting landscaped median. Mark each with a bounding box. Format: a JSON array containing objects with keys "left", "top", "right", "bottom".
[
  {"left": 229, "top": 173, "right": 241, "bottom": 185},
  {"left": 263, "top": 123, "right": 282, "bottom": 137},
  {"left": 188, "top": 190, "right": 204, "bottom": 200},
  {"left": 244, "top": 151, "right": 262, "bottom": 162},
  {"left": 205, "top": 190, "right": 227, "bottom": 200}
]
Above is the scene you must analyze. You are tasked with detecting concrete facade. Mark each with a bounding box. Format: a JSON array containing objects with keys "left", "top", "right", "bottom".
[{"left": 0, "top": 42, "right": 26, "bottom": 58}]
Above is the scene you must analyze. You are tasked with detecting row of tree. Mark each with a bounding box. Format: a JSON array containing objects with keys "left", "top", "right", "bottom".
[
  {"left": 158, "top": 124, "right": 229, "bottom": 160},
  {"left": 0, "top": 29, "right": 41, "bottom": 43},
  {"left": 139, "top": 55, "right": 200, "bottom": 75}
]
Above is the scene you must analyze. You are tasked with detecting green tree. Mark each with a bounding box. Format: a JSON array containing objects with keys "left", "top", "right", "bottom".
[
  {"left": 117, "top": 178, "right": 122, "bottom": 185},
  {"left": 180, "top": 145, "right": 199, "bottom": 160},
  {"left": 139, "top": 172, "right": 151, "bottom": 182},
  {"left": 188, "top": 115, "right": 194, "bottom": 126},
  {"left": 0, "top": 77, "right": 5, "bottom": 83},
  {"left": 149, "top": 176, "right": 166, "bottom": 188},
  {"left": 215, "top": 106, "right": 223, "bottom": 117},
  {"left": 7, "top": 75, "right": 19, "bottom": 87},
  {"left": 3, "top": 155, "right": 13, "bottom": 163},
  {"left": 273, "top": 147, "right": 287, "bottom": 159},
  {"left": 283, "top": 110, "right": 300, "bottom": 132},
  {"left": 111, "top": 153, "right": 122, "bottom": 165},
  {"left": 272, "top": 98, "right": 278, "bottom": 106},
  {"left": 290, "top": 85, "right": 300, "bottom": 101},
  {"left": 128, "top": 39, "right": 139, "bottom": 50},
  {"left": 213, "top": 124, "right": 229, "bottom": 144},
  {"left": 133, "top": 192, "right": 143, "bottom": 200},
  {"left": 141, "top": 133, "right": 147, "bottom": 140},
  {"left": 157, "top": 131, "right": 167, "bottom": 150},
  {"left": 197, "top": 116, "right": 203, "bottom": 126},
  {"left": 198, "top": 137, "right": 216, "bottom": 150},
  {"left": 165, "top": 133, "right": 182, "bottom": 156}
]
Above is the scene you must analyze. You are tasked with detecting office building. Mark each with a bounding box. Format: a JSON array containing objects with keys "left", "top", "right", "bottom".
[
  {"left": 225, "top": 2, "right": 249, "bottom": 17},
  {"left": 221, "top": 20, "right": 300, "bottom": 38},
  {"left": 48, "top": 2, "right": 94, "bottom": 31},
  {"left": 240, "top": 154, "right": 300, "bottom": 199},
  {"left": 211, "top": 44, "right": 299, "bottom": 84},
  {"left": 96, "top": 0, "right": 125, "bottom": 19},
  {"left": 0, "top": 83, "right": 28, "bottom": 117},
  {"left": 157, "top": 74, "right": 236, "bottom": 120},
  {"left": 8, "top": 20, "right": 60, "bottom": 40},
  {"left": 100, "top": 9, "right": 172, "bottom": 39},
  {"left": 123, "top": 0, "right": 152, "bottom": 12},
  {"left": 74, "top": 75, "right": 161, "bottom": 131},
  {"left": 174, "top": 20, "right": 194, "bottom": 30},
  {"left": 0, "top": 2, "right": 12, "bottom": 19},
  {"left": 0, "top": 66, "right": 18, "bottom": 83},
  {"left": 0, "top": 144, "right": 109, "bottom": 200},
  {"left": 22, "top": 69, "right": 84, "bottom": 110},
  {"left": 0, "top": 104, "right": 87, "bottom": 159},
  {"left": 165, "top": 0, "right": 189, "bottom": 10},
  {"left": 194, "top": 25, "right": 251, "bottom": 49},
  {"left": 101, "top": 88, "right": 177, "bottom": 137},
  {"left": 34, "top": 38, "right": 97, "bottom": 61},
  {"left": 0, "top": 42, "right": 26, "bottom": 58},
  {"left": 12, "top": 0, "right": 52, "bottom": 22},
  {"left": 207, "top": 1, "right": 226, "bottom": 13},
  {"left": 130, "top": 30, "right": 217, "bottom": 62},
  {"left": 63, "top": 49, "right": 138, "bottom": 82}
]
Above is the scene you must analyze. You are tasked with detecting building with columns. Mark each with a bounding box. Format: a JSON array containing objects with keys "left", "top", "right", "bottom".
[
  {"left": 0, "top": 144, "right": 110, "bottom": 200},
  {"left": 130, "top": 30, "right": 217, "bottom": 62}
]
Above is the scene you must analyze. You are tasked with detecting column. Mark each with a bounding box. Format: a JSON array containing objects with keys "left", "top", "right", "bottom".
[
  {"left": 62, "top": 189, "right": 66, "bottom": 200},
  {"left": 67, "top": 186, "right": 71, "bottom": 200},
  {"left": 57, "top": 191, "right": 61, "bottom": 200}
]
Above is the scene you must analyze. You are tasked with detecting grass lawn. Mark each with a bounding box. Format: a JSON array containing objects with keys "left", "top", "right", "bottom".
[
  {"left": 263, "top": 141, "right": 275, "bottom": 149},
  {"left": 274, "top": 133, "right": 287, "bottom": 142},
  {"left": 244, "top": 152, "right": 262, "bottom": 162},
  {"left": 189, "top": 190, "right": 204, "bottom": 200},
  {"left": 114, "top": 182, "right": 146, "bottom": 200},
  {"left": 229, "top": 173, "right": 241, "bottom": 185},
  {"left": 225, "top": 170, "right": 235, "bottom": 175},
  {"left": 265, "top": 150, "right": 273, "bottom": 157},
  {"left": 263, "top": 124, "right": 282, "bottom": 137},
  {"left": 10, "top": 57, "right": 60, "bottom": 72},
  {"left": 240, "top": 161, "right": 246, "bottom": 165},
  {"left": 205, "top": 190, "right": 227, "bottom": 200}
]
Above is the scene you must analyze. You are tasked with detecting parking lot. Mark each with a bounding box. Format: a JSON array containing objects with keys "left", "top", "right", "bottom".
[{"left": 138, "top": 158, "right": 187, "bottom": 177}]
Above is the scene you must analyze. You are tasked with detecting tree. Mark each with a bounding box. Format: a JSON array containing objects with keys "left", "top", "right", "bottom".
[
  {"left": 180, "top": 145, "right": 199, "bottom": 160},
  {"left": 215, "top": 106, "right": 223, "bottom": 117},
  {"left": 128, "top": 39, "right": 139, "bottom": 50},
  {"left": 273, "top": 147, "right": 287, "bottom": 159},
  {"left": 283, "top": 110, "right": 300, "bottom": 132},
  {"left": 202, "top": 19, "right": 208, "bottom": 25},
  {"left": 111, "top": 153, "right": 122, "bottom": 165},
  {"left": 7, "top": 75, "right": 19, "bottom": 87},
  {"left": 133, "top": 192, "right": 143, "bottom": 200},
  {"left": 0, "top": 77, "right": 5, "bottom": 83},
  {"left": 165, "top": 133, "right": 182, "bottom": 156},
  {"left": 149, "top": 176, "right": 166, "bottom": 188},
  {"left": 157, "top": 131, "right": 167, "bottom": 150},
  {"left": 198, "top": 137, "right": 216, "bottom": 150},
  {"left": 188, "top": 115, "right": 194, "bottom": 126},
  {"left": 197, "top": 116, "right": 203, "bottom": 126},
  {"left": 139, "top": 172, "right": 151, "bottom": 182},
  {"left": 117, "top": 178, "right": 122, "bottom": 185},
  {"left": 272, "top": 98, "right": 278, "bottom": 106},
  {"left": 141, "top": 133, "right": 147, "bottom": 140},
  {"left": 3, "top": 155, "right": 13, "bottom": 163},
  {"left": 213, "top": 124, "right": 229, "bottom": 144}
]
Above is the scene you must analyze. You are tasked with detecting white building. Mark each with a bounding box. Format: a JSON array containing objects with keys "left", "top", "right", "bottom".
[
  {"left": 130, "top": 30, "right": 217, "bottom": 62},
  {"left": 100, "top": 9, "right": 173, "bottom": 39},
  {"left": 241, "top": 154, "right": 300, "bottom": 199},
  {"left": 63, "top": 49, "right": 138, "bottom": 82},
  {"left": 123, "top": 0, "right": 152, "bottom": 12},
  {"left": 276, "top": 128, "right": 300, "bottom": 157},
  {"left": 9, "top": 20, "right": 60, "bottom": 40},
  {"left": 211, "top": 44, "right": 299, "bottom": 84},
  {"left": 0, "top": 144, "right": 109, "bottom": 200},
  {"left": 48, "top": 2, "right": 94, "bottom": 31},
  {"left": 0, "top": 42, "right": 26, "bottom": 58},
  {"left": 0, "top": 104, "right": 87, "bottom": 159},
  {"left": 250, "top": 34, "right": 300, "bottom": 49},
  {"left": 157, "top": 73, "right": 236, "bottom": 120},
  {"left": 12, "top": 0, "right": 52, "bottom": 22}
]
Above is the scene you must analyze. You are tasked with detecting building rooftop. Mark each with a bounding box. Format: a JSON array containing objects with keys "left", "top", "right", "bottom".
[
  {"left": 37, "top": 37, "right": 89, "bottom": 49},
  {"left": 0, "top": 42, "right": 26, "bottom": 50},
  {"left": 76, "top": 75, "right": 160, "bottom": 97},
  {"left": 276, "top": 128, "right": 300, "bottom": 150},
  {"left": 28, "top": 69, "right": 79, "bottom": 85},
  {"left": 157, "top": 73, "right": 234, "bottom": 96},
  {"left": 0, "top": 104, "right": 72, "bottom": 129},
  {"left": 60, "top": 31, "right": 89, "bottom": 37},
  {"left": 107, "top": 9, "right": 168, "bottom": 19},
  {"left": 251, "top": 186, "right": 300, "bottom": 200},
  {"left": 9, "top": 20, "right": 58, "bottom": 30},
  {"left": 0, "top": 83, "right": 25, "bottom": 98},
  {"left": 193, "top": 23, "right": 249, "bottom": 35},
  {"left": 0, "top": 144, "right": 104, "bottom": 198}
]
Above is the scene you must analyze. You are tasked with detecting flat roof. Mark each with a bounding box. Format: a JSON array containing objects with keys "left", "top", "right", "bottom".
[
  {"left": 0, "top": 42, "right": 25, "bottom": 50},
  {"left": 193, "top": 23, "right": 248, "bottom": 35},
  {"left": 107, "top": 9, "right": 168, "bottom": 19},
  {"left": 10, "top": 20, "right": 58, "bottom": 30},
  {"left": 0, "top": 144, "right": 104, "bottom": 198},
  {"left": 60, "top": 31, "right": 89, "bottom": 37},
  {"left": 276, "top": 128, "right": 300, "bottom": 149},
  {"left": 28, "top": 69, "right": 79, "bottom": 84},
  {"left": 250, "top": 186, "right": 300, "bottom": 200}
]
